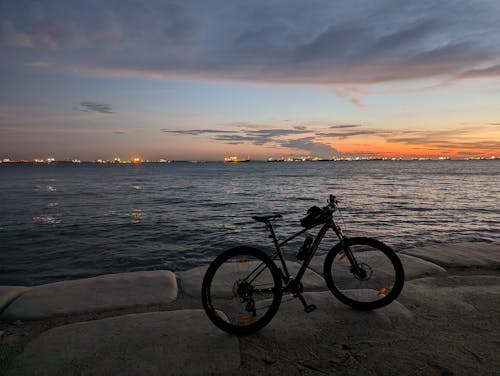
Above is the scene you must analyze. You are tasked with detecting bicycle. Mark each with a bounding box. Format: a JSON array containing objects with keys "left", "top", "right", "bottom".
[{"left": 201, "top": 195, "right": 405, "bottom": 335}]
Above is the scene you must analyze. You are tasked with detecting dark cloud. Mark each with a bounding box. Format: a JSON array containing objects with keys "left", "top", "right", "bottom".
[
  {"left": 161, "top": 127, "right": 312, "bottom": 148},
  {"left": 371, "top": 20, "right": 440, "bottom": 54},
  {"left": 318, "top": 130, "right": 379, "bottom": 139},
  {"left": 78, "top": 101, "right": 115, "bottom": 114},
  {"left": 278, "top": 137, "right": 338, "bottom": 157},
  {"left": 457, "top": 151, "right": 481, "bottom": 156},
  {"left": 329, "top": 124, "right": 362, "bottom": 129},
  {"left": 385, "top": 127, "right": 500, "bottom": 152},
  {"left": 212, "top": 134, "right": 266, "bottom": 144},
  {"left": 246, "top": 129, "right": 310, "bottom": 137},
  {"left": 209, "top": 128, "right": 310, "bottom": 146},
  {"left": 163, "top": 123, "right": 498, "bottom": 156},
  {"left": 161, "top": 129, "right": 238, "bottom": 135},
  {"left": 164, "top": 126, "right": 337, "bottom": 156},
  {"left": 460, "top": 64, "right": 500, "bottom": 79},
  {"left": 1, "top": 1, "right": 499, "bottom": 85}
]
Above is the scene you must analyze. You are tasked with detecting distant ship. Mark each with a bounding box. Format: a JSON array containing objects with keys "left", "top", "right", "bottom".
[{"left": 224, "top": 156, "right": 250, "bottom": 163}]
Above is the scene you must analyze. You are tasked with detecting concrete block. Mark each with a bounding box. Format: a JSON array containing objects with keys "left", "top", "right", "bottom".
[
  {"left": 179, "top": 261, "right": 326, "bottom": 298},
  {"left": 0, "top": 286, "right": 30, "bottom": 313},
  {"left": 401, "top": 242, "right": 500, "bottom": 268},
  {"left": 309, "top": 252, "right": 445, "bottom": 281},
  {"left": 9, "top": 309, "right": 240, "bottom": 375},
  {"left": 1, "top": 271, "right": 177, "bottom": 320}
]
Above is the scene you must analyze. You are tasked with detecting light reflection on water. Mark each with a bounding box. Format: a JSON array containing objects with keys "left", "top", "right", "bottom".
[{"left": 0, "top": 161, "right": 498, "bottom": 285}]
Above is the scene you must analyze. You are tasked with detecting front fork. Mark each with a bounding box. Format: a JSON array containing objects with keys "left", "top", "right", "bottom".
[{"left": 334, "top": 226, "right": 366, "bottom": 278}]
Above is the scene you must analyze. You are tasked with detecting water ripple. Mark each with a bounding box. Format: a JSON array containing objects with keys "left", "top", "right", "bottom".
[{"left": 0, "top": 160, "right": 498, "bottom": 285}]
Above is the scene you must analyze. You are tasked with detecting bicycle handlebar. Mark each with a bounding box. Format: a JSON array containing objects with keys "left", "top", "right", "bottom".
[
  {"left": 327, "top": 195, "right": 337, "bottom": 208},
  {"left": 325, "top": 195, "right": 338, "bottom": 214},
  {"left": 300, "top": 195, "right": 338, "bottom": 228}
]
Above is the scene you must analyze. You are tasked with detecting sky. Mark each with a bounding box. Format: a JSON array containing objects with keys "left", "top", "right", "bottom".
[{"left": 1, "top": 0, "right": 500, "bottom": 161}]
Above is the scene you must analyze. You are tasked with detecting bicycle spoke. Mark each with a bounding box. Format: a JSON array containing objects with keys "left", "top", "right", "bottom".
[
  {"left": 202, "top": 247, "right": 282, "bottom": 334},
  {"left": 324, "top": 238, "right": 404, "bottom": 309}
]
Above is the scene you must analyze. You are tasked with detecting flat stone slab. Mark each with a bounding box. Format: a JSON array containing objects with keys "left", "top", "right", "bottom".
[
  {"left": 402, "top": 275, "right": 500, "bottom": 314},
  {"left": 240, "top": 276, "right": 499, "bottom": 375},
  {"left": 1, "top": 271, "right": 177, "bottom": 320},
  {"left": 275, "top": 291, "right": 413, "bottom": 328},
  {"left": 178, "top": 261, "right": 326, "bottom": 298},
  {"left": 401, "top": 242, "right": 500, "bottom": 269},
  {"left": 0, "top": 286, "right": 30, "bottom": 312},
  {"left": 237, "top": 291, "right": 411, "bottom": 374},
  {"left": 308, "top": 252, "right": 445, "bottom": 281},
  {"left": 397, "top": 254, "right": 446, "bottom": 279},
  {"left": 9, "top": 309, "right": 240, "bottom": 375}
]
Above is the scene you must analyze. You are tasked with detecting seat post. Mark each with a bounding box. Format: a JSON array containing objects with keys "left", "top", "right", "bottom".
[
  {"left": 265, "top": 220, "right": 291, "bottom": 281},
  {"left": 265, "top": 220, "right": 278, "bottom": 245}
]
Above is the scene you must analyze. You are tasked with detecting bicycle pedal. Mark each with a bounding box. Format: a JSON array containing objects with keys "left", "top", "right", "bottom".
[{"left": 304, "top": 304, "right": 316, "bottom": 313}]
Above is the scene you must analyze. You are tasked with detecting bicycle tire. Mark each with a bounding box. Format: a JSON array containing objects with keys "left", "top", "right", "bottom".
[
  {"left": 201, "top": 246, "right": 283, "bottom": 335},
  {"left": 323, "top": 237, "right": 404, "bottom": 310}
]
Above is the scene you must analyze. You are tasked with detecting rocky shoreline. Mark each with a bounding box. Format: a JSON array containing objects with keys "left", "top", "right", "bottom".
[{"left": 1, "top": 242, "right": 499, "bottom": 375}]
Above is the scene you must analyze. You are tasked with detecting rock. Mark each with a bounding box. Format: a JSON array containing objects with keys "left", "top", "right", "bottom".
[
  {"left": 9, "top": 309, "right": 240, "bottom": 375},
  {"left": 178, "top": 261, "right": 326, "bottom": 298},
  {"left": 402, "top": 275, "right": 500, "bottom": 314},
  {"left": 401, "top": 242, "right": 500, "bottom": 269},
  {"left": 308, "top": 253, "right": 446, "bottom": 281},
  {"left": 0, "top": 286, "right": 30, "bottom": 313},
  {"left": 239, "top": 291, "right": 412, "bottom": 375},
  {"left": 398, "top": 254, "right": 446, "bottom": 280},
  {"left": 1, "top": 271, "right": 178, "bottom": 320}
]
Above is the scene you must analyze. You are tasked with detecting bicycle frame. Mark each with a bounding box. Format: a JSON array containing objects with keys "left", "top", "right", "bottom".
[
  {"left": 264, "top": 215, "right": 347, "bottom": 289},
  {"left": 202, "top": 197, "right": 406, "bottom": 334}
]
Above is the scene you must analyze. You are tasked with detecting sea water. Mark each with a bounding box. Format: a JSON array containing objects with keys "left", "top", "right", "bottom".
[{"left": 0, "top": 161, "right": 498, "bottom": 285}]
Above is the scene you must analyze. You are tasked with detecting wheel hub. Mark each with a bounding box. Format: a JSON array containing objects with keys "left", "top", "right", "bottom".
[
  {"left": 351, "top": 263, "right": 372, "bottom": 281},
  {"left": 235, "top": 280, "right": 253, "bottom": 299}
]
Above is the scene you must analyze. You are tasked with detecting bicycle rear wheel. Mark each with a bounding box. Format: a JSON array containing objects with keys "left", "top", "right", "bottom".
[
  {"left": 323, "top": 237, "right": 404, "bottom": 310},
  {"left": 201, "top": 246, "right": 283, "bottom": 335}
]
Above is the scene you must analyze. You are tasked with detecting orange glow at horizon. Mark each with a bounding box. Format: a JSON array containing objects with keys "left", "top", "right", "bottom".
[{"left": 329, "top": 139, "right": 497, "bottom": 158}]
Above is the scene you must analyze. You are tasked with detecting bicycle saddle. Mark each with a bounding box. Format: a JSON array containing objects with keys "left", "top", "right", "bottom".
[{"left": 252, "top": 214, "right": 282, "bottom": 222}]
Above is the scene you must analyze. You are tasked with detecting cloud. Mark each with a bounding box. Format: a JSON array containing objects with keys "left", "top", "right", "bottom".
[
  {"left": 2, "top": 1, "right": 500, "bottom": 86},
  {"left": 245, "top": 129, "right": 310, "bottom": 137},
  {"left": 239, "top": 128, "right": 312, "bottom": 145},
  {"left": 385, "top": 127, "right": 500, "bottom": 152},
  {"left": 0, "top": 21, "right": 33, "bottom": 47},
  {"left": 78, "top": 101, "right": 115, "bottom": 114},
  {"left": 460, "top": 64, "right": 500, "bottom": 79},
  {"left": 163, "top": 125, "right": 338, "bottom": 156},
  {"left": 278, "top": 137, "right": 338, "bottom": 157},
  {"left": 163, "top": 122, "right": 500, "bottom": 157},
  {"left": 162, "top": 129, "right": 239, "bottom": 136},
  {"left": 318, "top": 130, "right": 379, "bottom": 139},
  {"left": 329, "top": 124, "right": 362, "bottom": 129},
  {"left": 212, "top": 134, "right": 265, "bottom": 144},
  {"left": 162, "top": 127, "right": 311, "bottom": 147}
]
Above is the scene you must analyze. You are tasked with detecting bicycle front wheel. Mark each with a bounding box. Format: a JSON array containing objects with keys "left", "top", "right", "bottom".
[
  {"left": 323, "top": 237, "right": 404, "bottom": 310},
  {"left": 201, "top": 246, "right": 283, "bottom": 335}
]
